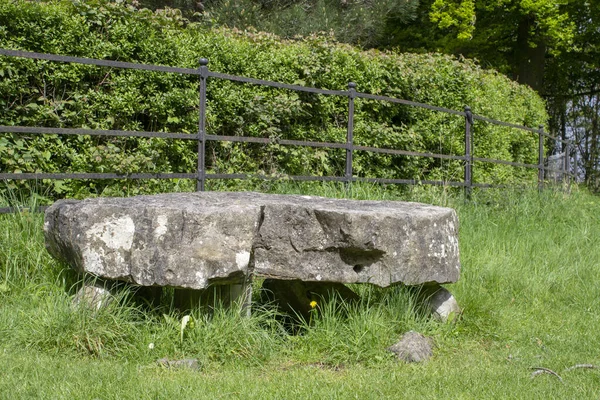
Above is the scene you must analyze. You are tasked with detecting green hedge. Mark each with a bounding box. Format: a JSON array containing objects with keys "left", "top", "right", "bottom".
[{"left": 0, "top": 0, "right": 548, "bottom": 200}]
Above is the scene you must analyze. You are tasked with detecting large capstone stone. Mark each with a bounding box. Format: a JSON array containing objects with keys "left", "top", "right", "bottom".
[{"left": 45, "top": 192, "right": 460, "bottom": 289}]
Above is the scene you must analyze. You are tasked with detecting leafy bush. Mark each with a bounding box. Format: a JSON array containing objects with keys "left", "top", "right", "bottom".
[{"left": 0, "top": 0, "right": 548, "bottom": 201}]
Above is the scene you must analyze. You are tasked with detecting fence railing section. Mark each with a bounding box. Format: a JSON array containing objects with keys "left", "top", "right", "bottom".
[{"left": 0, "top": 48, "right": 576, "bottom": 213}]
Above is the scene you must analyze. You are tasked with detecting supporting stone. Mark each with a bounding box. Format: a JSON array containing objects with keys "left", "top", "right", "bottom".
[
  {"left": 72, "top": 281, "right": 114, "bottom": 311},
  {"left": 238, "top": 277, "right": 254, "bottom": 318},
  {"left": 414, "top": 283, "right": 461, "bottom": 322}
]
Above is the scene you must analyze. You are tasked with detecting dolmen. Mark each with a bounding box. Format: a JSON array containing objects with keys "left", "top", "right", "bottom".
[{"left": 44, "top": 191, "right": 461, "bottom": 320}]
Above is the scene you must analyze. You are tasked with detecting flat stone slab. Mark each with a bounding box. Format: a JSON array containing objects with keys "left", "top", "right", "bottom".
[{"left": 44, "top": 192, "right": 460, "bottom": 289}]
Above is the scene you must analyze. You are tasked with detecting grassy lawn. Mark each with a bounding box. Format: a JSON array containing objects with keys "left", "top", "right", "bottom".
[{"left": 1, "top": 184, "right": 599, "bottom": 399}]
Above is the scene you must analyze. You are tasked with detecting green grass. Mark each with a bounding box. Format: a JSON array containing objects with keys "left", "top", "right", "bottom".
[{"left": 1, "top": 183, "right": 600, "bottom": 399}]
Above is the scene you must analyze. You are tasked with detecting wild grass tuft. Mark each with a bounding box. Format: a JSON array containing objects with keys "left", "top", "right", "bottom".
[{"left": 290, "top": 285, "right": 426, "bottom": 366}]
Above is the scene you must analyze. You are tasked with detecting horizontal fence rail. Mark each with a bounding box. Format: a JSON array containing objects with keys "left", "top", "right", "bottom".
[
  {"left": 0, "top": 125, "right": 199, "bottom": 140},
  {"left": 0, "top": 48, "right": 576, "bottom": 213}
]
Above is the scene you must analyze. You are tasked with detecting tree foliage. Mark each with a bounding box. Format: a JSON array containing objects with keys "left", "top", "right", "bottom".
[
  {"left": 385, "top": 0, "right": 599, "bottom": 190},
  {"left": 429, "top": 0, "right": 575, "bottom": 46},
  {"left": 388, "top": 1, "right": 575, "bottom": 89},
  {"left": 543, "top": 1, "right": 600, "bottom": 189},
  {"left": 177, "top": 0, "right": 420, "bottom": 48}
]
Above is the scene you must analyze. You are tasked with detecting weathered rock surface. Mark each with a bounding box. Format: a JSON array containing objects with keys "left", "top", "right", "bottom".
[
  {"left": 45, "top": 192, "right": 460, "bottom": 289},
  {"left": 45, "top": 193, "right": 260, "bottom": 289},
  {"left": 387, "top": 331, "right": 434, "bottom": 363}
]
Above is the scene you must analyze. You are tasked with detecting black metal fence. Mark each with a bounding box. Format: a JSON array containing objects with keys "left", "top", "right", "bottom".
[{"left": 0, "top": 48, "right": 576, "bottom": 213}]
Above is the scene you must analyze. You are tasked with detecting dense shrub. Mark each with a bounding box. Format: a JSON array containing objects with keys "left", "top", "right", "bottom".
[{"left": 0, "top": 0, "right": 548, "bottom": 201}]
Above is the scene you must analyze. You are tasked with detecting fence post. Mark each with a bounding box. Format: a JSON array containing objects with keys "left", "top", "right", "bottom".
[
  {"left": 564, "top": 139, "right": 571, "bottom": 188},
  {"left": 538, "top": 125, "right": 544, "bottom": 191},
  {"left": 345, "top": 82, "right": 356, "bottom": 189},
  {"left": 197, "top": 58, "right": 209, "bottom": 192},
  {"left": 464, "top": 106, "right": 473, "bottom": 199},
  {"left": 573, "top": 140, "right": 578, "bottom": 184}
]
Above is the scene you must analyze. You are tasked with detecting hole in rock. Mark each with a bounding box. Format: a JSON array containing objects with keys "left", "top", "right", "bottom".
[{"left": 340, "top": 248, "right": 384, "bottom": 269}]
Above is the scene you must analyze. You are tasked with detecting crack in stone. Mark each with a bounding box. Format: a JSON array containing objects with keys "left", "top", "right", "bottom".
[
  {"left": 247, "top": 205, "right": 266, "bottom": 276},
  {"left": 289, "top": 237, "right": 301, "bottom": 253}
]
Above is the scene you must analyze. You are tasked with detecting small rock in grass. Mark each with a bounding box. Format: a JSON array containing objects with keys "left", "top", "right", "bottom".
[
  {"left": 156, "top": 358, "right": 201, "bottom": 370},
  {"left": 387, "top": 331, "right": 434, "bottom": 363}
]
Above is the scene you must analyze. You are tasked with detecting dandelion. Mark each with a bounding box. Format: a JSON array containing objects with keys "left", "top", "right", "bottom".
[{"left": 309, "top": 300, "right": 318, "bottom": 309}]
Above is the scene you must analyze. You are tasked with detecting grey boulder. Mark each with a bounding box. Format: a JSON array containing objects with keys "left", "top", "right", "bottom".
[{"left": 45, "top": 192, "right": 460, "bottom": 289}]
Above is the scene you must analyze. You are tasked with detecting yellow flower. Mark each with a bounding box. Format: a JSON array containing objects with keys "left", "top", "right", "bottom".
[{"left": 309, "top": 300, "right": 318, "bottom": 309}]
